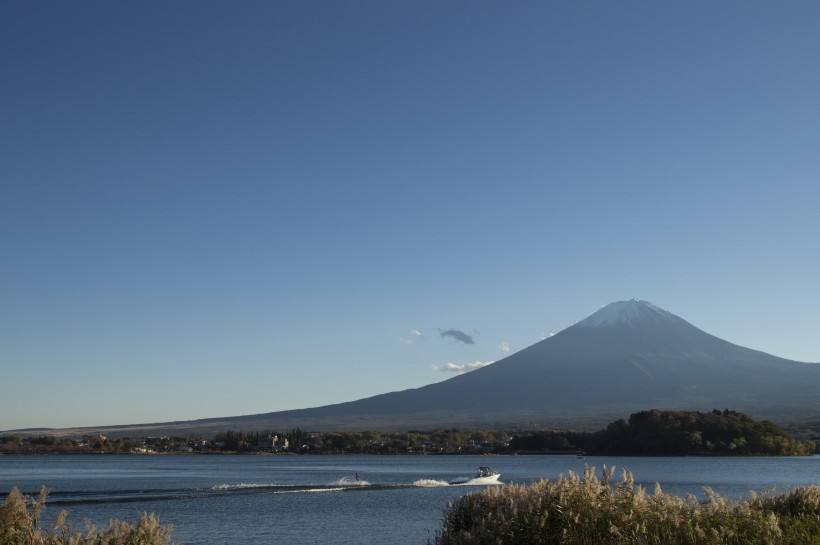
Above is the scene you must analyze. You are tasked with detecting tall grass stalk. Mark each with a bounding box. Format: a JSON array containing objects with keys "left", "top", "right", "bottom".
[
  {"left": 1, "top": 487, "right": 176, "bottom": 545},
  {"left": 433, "top": 465, "right": 820, "bottom": 545}
]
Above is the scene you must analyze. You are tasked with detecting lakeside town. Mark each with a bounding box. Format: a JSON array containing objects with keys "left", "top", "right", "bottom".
[
  {"left": 0, "top": 428, "right": 513, "bottom": 455},
  {"left": 3, "top": 410, "right": 817, "bottom": 457}
]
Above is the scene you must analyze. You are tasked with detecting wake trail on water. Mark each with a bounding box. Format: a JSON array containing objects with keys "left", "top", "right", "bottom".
[
  {"left": 448, "top": 478, "right": 505, "bottom": 487},
  {"left": 211, "top": 483, "right": 288, "bottom": 490},
  {"left": 333, "top": 477, "right": 372, "bottom": 486},
  {"left": 412, "top": 479, "right": 451, "bottom": 487},
  {"left": 41, "top": 477, "right": 501, "bottom": 506}
]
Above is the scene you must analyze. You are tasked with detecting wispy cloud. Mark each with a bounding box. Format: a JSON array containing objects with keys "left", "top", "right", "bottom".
[
  {"left": 439, "top": 328, "right": 475, "bottom": 345},
  {"left": 431, "top": 360, "right": 494, "bottom": 374},
  {"left": 399, "top": 329, "right": 425, "bottom": 345},
  {"left": 498, "top": 341, "right": 510, "bottom": 353}
]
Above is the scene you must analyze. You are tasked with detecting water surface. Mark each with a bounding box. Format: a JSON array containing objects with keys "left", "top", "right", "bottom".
[{"left": 2, "top": 454, "right": 818, "bottom": 544}]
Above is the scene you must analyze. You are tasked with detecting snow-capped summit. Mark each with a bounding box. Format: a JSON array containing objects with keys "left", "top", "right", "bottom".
[{"left": 576, "top": 299, "right": 681, "bottom": 328}]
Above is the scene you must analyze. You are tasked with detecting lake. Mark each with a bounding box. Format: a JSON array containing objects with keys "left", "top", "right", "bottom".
[{"left": 2, "top": 454, "right": 819, "bottom": 544}]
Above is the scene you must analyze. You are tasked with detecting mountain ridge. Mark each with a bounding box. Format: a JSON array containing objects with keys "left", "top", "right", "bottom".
[{"left": 5, "top": 299, "right": 819, "bottom": 436}]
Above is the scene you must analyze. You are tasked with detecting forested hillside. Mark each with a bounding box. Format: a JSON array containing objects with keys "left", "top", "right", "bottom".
[{"left": 584, "top": 409, "right": 815, "bottom": 455}]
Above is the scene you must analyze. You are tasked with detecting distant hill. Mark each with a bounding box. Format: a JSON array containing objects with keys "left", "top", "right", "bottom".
[
  {"left": 584, "top": 408, "right": 816, "bottom": 456},
  {"left": 8, "top": 299, "right": 820, "bottom": 437},
  {"left": 508, "top": 408, "right": 816, "bottom": 456}
]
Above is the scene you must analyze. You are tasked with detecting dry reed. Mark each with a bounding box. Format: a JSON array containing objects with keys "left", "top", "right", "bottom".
[
  {"left": 433, "top": 465, "right": 820, "bottom": 545},
  {"left": 1, "top": 487, "right": 176, "bottom": 545}
]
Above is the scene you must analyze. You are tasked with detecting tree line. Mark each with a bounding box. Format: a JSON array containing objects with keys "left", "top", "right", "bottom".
[
  {"left": 1, "top": 410, "right": 816, "bottom": 456},
  {"left": 510, "top": 409, "right": 816, "bottom": 456},
  {"left": 585, "top": 409, "right": 816, "bottom": 455}
]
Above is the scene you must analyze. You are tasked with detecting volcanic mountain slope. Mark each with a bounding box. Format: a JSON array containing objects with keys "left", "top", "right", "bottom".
[
  {"left": 14, "top": 299, "right": 820, "bottom": 436},
  {"left": 284, "top": 299, "right": 820, "bottom": 427},
  {"left": 455, "top": 299, "right": 820, "bottom": 411}
]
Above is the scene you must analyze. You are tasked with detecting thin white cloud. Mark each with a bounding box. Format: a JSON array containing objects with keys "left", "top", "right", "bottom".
[
  {"left": 498, "top": 341, "right": 510, "bottom": 353},
  {"left": 399, "top": 329, "right": 425, "bottom": 345},
  {"left": 430, "top": 360, "right": 494, "bottom": 374}
]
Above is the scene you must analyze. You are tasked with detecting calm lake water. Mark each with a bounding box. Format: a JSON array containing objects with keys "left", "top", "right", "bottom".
[{"left": 2, "top": 454, "right": 819, "bottom": 544}]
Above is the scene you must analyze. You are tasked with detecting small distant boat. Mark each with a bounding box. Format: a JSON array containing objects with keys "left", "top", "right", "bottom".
[{"left": 449, "top": 466, "right": 501, "bottom": 485}]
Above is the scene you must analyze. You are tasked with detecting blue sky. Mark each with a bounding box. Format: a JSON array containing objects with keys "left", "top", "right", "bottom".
[{"left": 2, "top": 1, "right": 819, "bottom": 431}]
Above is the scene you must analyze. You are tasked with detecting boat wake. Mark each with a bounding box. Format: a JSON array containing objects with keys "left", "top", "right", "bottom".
[
  {"left": 212, "top": 483, "right": 284, "bottom": 491},
  {"left": 448, "top": 467, "right": 503, "bottom": 486},
  {"left": 334, "top": 477, "right": 371, "bottom": 487},
  {"left": 412, "top": 479, "right": 451, "bottom": 487},
  {"left": 38, "top": 473, "right": 501, "bottom": 506},
  {"left": 449, "top": 477, "right": 504, "bottom": 487}
]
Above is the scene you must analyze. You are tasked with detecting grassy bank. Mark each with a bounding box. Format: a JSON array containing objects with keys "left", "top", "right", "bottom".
[
  {"left": 433, "top": 466, "right": 820, "bottom": 545},
  {"left": 1, "top": 487, "right": 176, "bottom": 545}
]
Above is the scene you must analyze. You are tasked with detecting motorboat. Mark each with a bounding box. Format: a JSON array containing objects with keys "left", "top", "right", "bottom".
[{"left": 449, "top": 466, "right": 501, "bottom": 485}]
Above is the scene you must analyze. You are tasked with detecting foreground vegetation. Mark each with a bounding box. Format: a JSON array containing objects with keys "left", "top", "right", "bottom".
[
  {"left": 0, "top": 487, "right": 176, "bottom": 545},
  {"left": 434, "top": 465, "right": 820, "bottom": 545}
]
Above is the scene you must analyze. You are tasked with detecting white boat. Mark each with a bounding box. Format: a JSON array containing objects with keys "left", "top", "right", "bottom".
[{"left": 449, "top": 466, "right": 501, "bottom": 485}]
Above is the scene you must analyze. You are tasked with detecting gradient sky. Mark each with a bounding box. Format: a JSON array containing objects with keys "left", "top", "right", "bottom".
[{"left": 2, "top": 1, "right": 819, "bottom": 431}]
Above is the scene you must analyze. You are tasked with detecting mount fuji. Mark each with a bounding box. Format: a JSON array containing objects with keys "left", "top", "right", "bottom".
[
  {"left": 298, "top": 297, "right": 818, "bottom": 430},
  {"left": 18, "top": 299, "right": 820, "bottom": 435}
]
